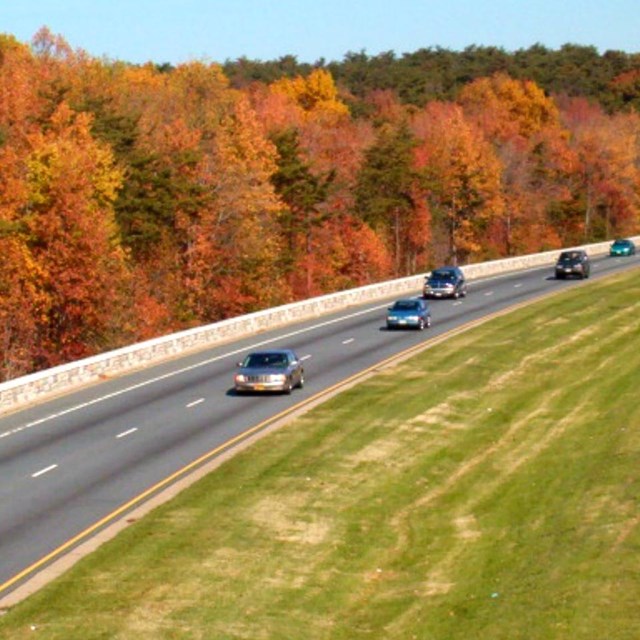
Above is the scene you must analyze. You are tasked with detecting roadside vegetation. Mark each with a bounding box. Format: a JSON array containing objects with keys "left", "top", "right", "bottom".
[{"left": 1, "top": 268, "right": 639, "bottom": 639}]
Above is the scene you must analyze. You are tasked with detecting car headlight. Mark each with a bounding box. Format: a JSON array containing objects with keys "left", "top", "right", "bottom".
[
  {"left": 235, "top": 374, "right": 246, "bottom": 383},
  {"left": 270, "top": 374, "right": 287, "bottom": 383},
  {"left": 407, "top": 315, "right": 419, "bottom": 321}
]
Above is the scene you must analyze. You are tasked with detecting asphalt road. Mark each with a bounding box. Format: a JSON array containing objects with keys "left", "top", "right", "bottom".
[{"left": 1, "top": 254, "right": 638, "bottom": 600}]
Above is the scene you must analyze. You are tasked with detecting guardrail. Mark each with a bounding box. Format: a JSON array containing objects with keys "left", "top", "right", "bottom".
[{"left": 1, "top": 238, "right": 636, "bottom": 415}]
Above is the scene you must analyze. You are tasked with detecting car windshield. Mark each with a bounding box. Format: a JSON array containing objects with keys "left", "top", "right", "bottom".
[
  {"left": 613, "top": 240, "right": 629, "bottom": 247},
  {"left": 431, "top": 270, "right": 455, "bottom": 281},
  {"left": 392, "top": 301, "right": 420, "bottom": 311},
  {"left": 559, "top": 252, "right": 581, "bottom": 261},
  {"left": 243, "top": 353, "right": 288, "bottom": 368}
]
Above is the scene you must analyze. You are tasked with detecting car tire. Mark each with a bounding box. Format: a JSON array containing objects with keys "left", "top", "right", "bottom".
[
  {"left": 418, "top": 318, "right": 425, "bottom": 331},
  {"left": 426, "top": 315, "right": 432, "bottom": 328},
  {"left": 296, "top": 372, "right": 305, "bottom": 389}
]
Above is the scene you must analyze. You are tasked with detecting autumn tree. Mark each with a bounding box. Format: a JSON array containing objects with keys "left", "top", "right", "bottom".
[
  {"left": 0, "top": 143, "right": 45, "bottom": 379},
  {"left": 559, "top": 97, "right": 640, "bottom": 242},
  {"left": 251, "top": 70, "right": 391, "bottom": 292},
  {"left": 183, "top": 94, "right": 289, "bottom": 319},
  {"left": 458, "top": 73, "right": 563, "bottom": 255},
  {"left": 412, "top": 103, "right": 503, "bottom": 264},
  {"left": 0, "top": 33, "right": 69, "bottom": 376},
  {"left": 270, "top": 68, "right": 349, "bottom": 120},
  {"left": 458, "top": 72, "right": 560, "bottom": 142},
  {"left": 23, "top": 104, "right": 131, "bottom": 366}
]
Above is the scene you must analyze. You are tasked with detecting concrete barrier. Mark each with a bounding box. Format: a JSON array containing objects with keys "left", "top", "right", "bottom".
[{"left": 1, "top": 237, "right": 637, "bottom": 415}]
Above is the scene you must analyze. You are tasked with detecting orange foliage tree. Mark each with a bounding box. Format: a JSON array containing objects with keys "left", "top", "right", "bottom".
[
  {"left": 560, "top": 98, "right": 640, "bottom": 241},
  {"left": 183, "top": 93, "right": 289, "bottom": 318},
  {"left": 412, "top": 102, "right": 504, "bottom": 264},
  {"left": 458, "top": 73, "right": 565, "bottom": 255},
  {"left": 23, "top": 104, "right": 130, "bottom": 366}
]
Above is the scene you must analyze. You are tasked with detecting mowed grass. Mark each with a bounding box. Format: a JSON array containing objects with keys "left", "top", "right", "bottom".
[{"left": 2, "top": 269, "right": 640, "bottom": 639}]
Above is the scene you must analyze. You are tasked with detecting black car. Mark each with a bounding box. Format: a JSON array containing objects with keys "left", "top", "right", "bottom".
[
  {"left": 234, "top": 349, "right": 304, "bottom": 394},
  {"left": 555, "top": 250, "right": 591, "bottom": 279},
  {"left": 423, "top": 266, "right": 467, "bottom": 299},
  {"left": 386, "top": 298, "right": 432, "bottom": 330}
]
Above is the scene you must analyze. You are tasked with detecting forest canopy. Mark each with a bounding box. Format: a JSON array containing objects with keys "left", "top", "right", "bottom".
[{"left": 1, "top": 29, "right": 639, "bottom": 380}]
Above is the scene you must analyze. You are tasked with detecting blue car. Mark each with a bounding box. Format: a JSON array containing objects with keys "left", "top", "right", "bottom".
[
  {"left": 423, "top": 266, "right": 467, "bottom": 299},
  {"left": 386, "top": 298, "right": 432, "bottom": 330},
  {"left": 610, "top": 238, "right": 636, "bottom": 256}
]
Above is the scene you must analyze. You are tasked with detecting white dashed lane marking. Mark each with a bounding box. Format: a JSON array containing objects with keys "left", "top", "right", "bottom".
[
  {"left": 32, "top": 464, "right": 58, "bottom": 478},
  {"left": 186, "top": 398, "right": 205, "bottom": 408},
  {"left": 342, "top": 338, "right": 355, "bottom": 345},
  {"left": 116, "top": 428, "right": 138, "bottom": 439}
]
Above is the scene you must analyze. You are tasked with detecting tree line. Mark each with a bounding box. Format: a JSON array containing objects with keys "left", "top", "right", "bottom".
[
  {"left": 1, "top": 28, "right": 639, "bottom": 380},
  {"left": 224, "top": 43, "right": 640, "bottom": 112}
]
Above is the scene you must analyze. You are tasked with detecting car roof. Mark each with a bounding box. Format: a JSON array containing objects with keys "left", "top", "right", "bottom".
[
  {"left": 243, "top": 349, "right": 295, "bottom": 359},
  {"left": 430, "top": 266, "right": 461, "bottom": 275},
  {"left": 559, "top": 250, "right": 586, "bottom": 256}
]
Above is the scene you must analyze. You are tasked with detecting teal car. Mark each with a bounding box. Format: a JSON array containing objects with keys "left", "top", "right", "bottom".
[
  {"left": 610, "top": 238, "right": 636, "bottom": 256},
  {"left": 386, "top": 298, "right": 431, "bottom": 331}
]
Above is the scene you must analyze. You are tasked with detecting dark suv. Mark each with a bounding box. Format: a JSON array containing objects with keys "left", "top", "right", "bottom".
[
  {"left": 555, "top": 250, "right": 591, "bottom": 279},
  {"left": 423, "top": 266, "right": 467, "bottom": 299}
]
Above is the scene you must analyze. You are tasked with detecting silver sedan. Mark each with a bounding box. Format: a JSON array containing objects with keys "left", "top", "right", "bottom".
[{"left": 234, "top": 349, "right": 305, "bottom": 394}]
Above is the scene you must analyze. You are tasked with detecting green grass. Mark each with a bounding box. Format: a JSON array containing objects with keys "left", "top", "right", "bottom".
[{"left": 2, "top": 269, "right": 640, "bottom": 639}]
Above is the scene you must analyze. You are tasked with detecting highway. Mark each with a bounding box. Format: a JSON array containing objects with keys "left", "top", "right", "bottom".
[{"left": 1, "top": 253, "right": 638, "bottom": 601}]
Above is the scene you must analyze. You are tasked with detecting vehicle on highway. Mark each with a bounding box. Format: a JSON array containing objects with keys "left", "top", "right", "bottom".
[
  {"left": 554, "top": 250, "right": 591, "bottom": 279},
  {"left": 386, "top": 298, "right": 432, "bottom": 330},
  {"left": 609, "top": 238, "right": 636, "bottom": 257},
  {"left": 234, "top": 349, "right": 304, "bottom": 394},
  {"left": 423, "top": 266, "right": 467, "bottom": 299}
]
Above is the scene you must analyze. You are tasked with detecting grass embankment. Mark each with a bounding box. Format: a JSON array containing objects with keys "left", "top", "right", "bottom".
[{"left": 1, "top": 269, "right": 640, "bottom": 639}]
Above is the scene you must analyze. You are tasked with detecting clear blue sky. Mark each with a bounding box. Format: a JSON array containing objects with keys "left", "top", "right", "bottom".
[{"left": 3, "top": 0, "right": 639, "bottom": 65}]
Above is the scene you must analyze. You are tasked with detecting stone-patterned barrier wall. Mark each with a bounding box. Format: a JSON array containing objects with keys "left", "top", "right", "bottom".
[{"left": 1, "top": 238, "right": 634, "bottom": 414}]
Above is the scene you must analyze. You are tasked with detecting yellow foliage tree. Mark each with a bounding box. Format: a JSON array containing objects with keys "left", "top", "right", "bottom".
[
  {"left": 271, "top": 69, "right": 349, "bottom": 120},
  {"left": 458, "top": 72, "right": 560, "bottom": 141}
]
